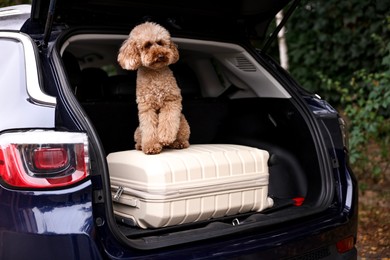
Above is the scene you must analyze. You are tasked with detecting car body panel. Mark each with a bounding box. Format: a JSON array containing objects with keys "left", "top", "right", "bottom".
[
  {"left": 0, "top": 2, "right": 358, "bottom": 259},
  {"left": 0, "top": 31, "right": 56, "bottom": 131},
  {"left": 0, "top": 180, "right": 98, "bottom": 259},
  {"left": 0, "top": 5, "right": 30, "bottom": 30}
]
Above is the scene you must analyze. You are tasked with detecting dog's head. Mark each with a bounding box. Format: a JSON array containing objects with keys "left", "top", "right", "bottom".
[{"left": 118, "top": 22, "right": 179, "bottom": 70}]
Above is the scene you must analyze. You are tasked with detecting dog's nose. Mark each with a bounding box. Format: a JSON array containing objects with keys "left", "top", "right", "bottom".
[{"left": 157, "top": 54, "right": 166, "bottom": 61}]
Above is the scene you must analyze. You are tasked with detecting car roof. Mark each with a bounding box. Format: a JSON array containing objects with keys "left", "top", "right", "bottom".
[{"left": 0, "top": 5, "right": 31, "bottom": 30}]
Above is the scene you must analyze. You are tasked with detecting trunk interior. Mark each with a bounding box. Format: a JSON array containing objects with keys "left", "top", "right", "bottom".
[{"left": 59, "top": 32, "right": 330, "bottom": 249}]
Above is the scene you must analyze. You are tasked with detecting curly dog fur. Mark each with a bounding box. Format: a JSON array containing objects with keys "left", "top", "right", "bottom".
[{"left": 118, "top": 22, "right": 190, "bottom": 154}]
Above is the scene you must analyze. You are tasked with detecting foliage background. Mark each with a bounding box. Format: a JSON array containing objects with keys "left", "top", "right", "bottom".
[
  {"left": 282, "top": 2, "right": 390, "bottom": 256},
  {"left": 0, "top": 0, "right": 30, "bottom": 6},
  {"left": 283, "top": 0, "right": 390, "bottom": 184}
]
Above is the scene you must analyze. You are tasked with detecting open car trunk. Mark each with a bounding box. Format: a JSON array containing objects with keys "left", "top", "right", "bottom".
[{"left": 59, "top": 32, "right": 334, "bottom": 249}]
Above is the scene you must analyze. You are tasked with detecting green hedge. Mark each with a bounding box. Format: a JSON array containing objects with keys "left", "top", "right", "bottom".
[
  {"left": 0, "top": 0, "right": 31, "bottom": 7},
  {"left": 286, "top": 0, "right": 389, "bottom": 102},
  {"left": 285, "top": 0, "right": 390, "bottom": 181}
]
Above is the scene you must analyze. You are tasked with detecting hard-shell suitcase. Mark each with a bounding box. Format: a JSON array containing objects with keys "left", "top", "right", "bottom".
[{"left": 108, "top": 144, "right": 273, "bottom": 229}]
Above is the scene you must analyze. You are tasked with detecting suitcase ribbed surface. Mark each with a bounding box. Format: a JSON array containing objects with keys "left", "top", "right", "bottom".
[{"left": 109, "top": 144, "right": 273, "bottom": 228}]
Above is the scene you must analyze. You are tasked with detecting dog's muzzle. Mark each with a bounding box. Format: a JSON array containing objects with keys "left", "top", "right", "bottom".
[{"left": 156, "top": 54, "right": 167, "bottom": 62}]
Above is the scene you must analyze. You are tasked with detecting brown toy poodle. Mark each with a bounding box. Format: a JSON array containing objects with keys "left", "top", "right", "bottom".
[{"left": 117, "top": 22, "right": 190, "bottom": 154}]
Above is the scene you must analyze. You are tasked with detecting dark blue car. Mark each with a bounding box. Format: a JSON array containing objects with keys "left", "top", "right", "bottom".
[{"left": 0, "top": 1, "right": 357, "bottom": 259}]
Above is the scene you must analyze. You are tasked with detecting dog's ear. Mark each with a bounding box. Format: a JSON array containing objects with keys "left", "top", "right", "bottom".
[
  {"left": 169, "top": 42, "right": 180, "bottom": 65},
  {"left": 118, "top": 39, "right": 141, "bottom": 70}
]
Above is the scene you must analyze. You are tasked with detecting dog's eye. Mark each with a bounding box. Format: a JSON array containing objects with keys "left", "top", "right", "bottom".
[
  {"left": 143, "top": 42, "right": 152, "bottom": 49},
  {"left": 156, "top": 40, "right": 164, "bottom": 46}
]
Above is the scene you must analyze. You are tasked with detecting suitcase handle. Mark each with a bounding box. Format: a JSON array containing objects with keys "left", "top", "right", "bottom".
[{"left": 113, "top": 186, "right": 124, "bottom": 201}]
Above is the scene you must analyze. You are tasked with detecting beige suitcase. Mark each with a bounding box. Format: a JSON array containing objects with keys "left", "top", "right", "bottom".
[{"left": 108, "top": 144, "right": 273, "bottom": 229}]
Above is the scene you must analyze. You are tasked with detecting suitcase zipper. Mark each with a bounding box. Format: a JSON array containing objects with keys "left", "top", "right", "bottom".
[{"left": 111, "top": 173, "right": 268, "bottom": 199}]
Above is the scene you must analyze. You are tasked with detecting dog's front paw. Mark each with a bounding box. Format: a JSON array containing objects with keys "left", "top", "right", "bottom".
[
  {"left": 169, "top": 140, "right": 190, "bottom": 149},
  {"left": 158, "top": 131, "right": 176, "bottom": 146},
  {"left": 135, "top": 142, "right": 142, "bottom": 151},
  {"left": 142, "top": 142, "right": 163, "bottom": 154}
]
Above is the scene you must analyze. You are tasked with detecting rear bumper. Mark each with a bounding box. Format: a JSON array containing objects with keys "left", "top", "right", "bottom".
[
  {"left": 0, "top": 231, "right": 102, "bottom": 260},
  {"left": 0, "top": 180, "right": 100, "bottom": 259}
]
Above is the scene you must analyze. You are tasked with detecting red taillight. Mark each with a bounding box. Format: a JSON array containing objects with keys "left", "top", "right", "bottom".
[
  {"left": 0, "top": 130, "right": 89, "bottom": 189},
  {"left": 33, "top": 147, "right": 68, "bottom": 170},
  {"left": 336, "top": 236, "right": 355, "bottom": 253}
]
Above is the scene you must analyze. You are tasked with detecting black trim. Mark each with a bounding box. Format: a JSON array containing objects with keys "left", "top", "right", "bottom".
[
  {"left": 42, "top": 0, "right": 57, "bottom": 47},
  {"left": 262, "top": 0, "right": 301, "bottom": 52}
]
